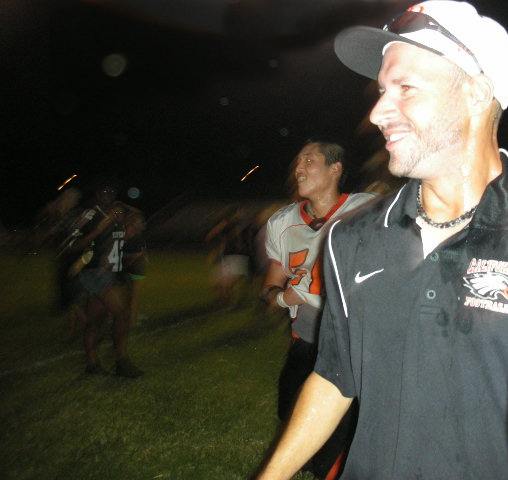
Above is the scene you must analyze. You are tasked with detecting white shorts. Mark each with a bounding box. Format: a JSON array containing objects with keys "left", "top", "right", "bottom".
[{"left": 219, "top": 254, "right": 249, "bottom": 277}]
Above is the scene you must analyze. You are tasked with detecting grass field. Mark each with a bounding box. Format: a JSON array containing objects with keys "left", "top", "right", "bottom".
[{"left": 0, "top": 249, "right": 316, "bottom": 479}]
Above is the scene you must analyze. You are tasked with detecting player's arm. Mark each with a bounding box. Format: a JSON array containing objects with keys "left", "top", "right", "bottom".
[
  {"left": 256, "top": 372, "right": 353, "bottom": 480},
  {"left": 68, "top": 212, "right": 112, "bottom": 253},
  {"left": 260, "top": 261, "right": 304, "bottom": 308}
]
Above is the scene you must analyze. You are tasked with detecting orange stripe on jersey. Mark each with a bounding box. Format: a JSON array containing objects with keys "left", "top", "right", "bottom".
[
  {"left": 309, "top": 254, "right": 322, "bottom": 294},
  {"left": 299, "top": 193, "right": 350, "bottom": 225},
  {"left": 324, "top": 451, "right": 345, "bottom": 480},
  {"left": 288, "top": 249, "right": 308, "bottom": 286},
  {"left": 289, "top": 249, "right": 308, "bottom": 268}
]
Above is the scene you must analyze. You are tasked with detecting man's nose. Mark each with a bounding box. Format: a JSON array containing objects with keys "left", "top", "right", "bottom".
[
  {"left": 369, "top": 92, "right": 396, "bottom": 127},
  {"left": 295, "top": 159, "right": 305, "bottom": 173}
]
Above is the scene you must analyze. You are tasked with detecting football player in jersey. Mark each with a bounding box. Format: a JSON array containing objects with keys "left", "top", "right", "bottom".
[
  {"left": 260, "top": 140, "right": 373, "bottom": 479},
  {"left": 69, "top": 183, "right": 143, "bottom": 378}
]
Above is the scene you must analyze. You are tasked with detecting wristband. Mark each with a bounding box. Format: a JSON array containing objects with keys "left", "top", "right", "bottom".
[
  {"left": 260, "top": 285, "right": 283, "bottom": 304},
  {"left": 276, "top": 291, "right": 290, "bottom": 309}
]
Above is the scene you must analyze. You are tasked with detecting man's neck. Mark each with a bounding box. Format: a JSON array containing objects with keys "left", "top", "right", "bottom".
[
  {"left": 419, "top": 144, "right": 502, "bottom": 223},
  {"left": 307, "top": 191, "right": 341, "bottom": 219}
]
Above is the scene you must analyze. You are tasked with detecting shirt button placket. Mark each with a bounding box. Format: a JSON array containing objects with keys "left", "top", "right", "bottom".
[
  {"left": 426, "top": 252, "right": 439, "bottom": 300},
  {"left": 426, "top": 289, "right": 436, "bottom": 300}
]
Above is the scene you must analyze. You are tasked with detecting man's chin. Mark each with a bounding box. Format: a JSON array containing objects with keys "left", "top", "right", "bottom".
[
  {"left": 297, "top": 186, "right": 310, "bottom": 198},
  {"left": 388, "top": 153, "right": 416, "bottom": 179},
  {"left": 387, "top": 157, "right": 406, "bottom": 178}
]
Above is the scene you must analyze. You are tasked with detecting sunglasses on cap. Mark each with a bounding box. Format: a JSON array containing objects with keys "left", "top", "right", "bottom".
[{"left": 384, "top": 11, "right": 483, "bottom": 74}]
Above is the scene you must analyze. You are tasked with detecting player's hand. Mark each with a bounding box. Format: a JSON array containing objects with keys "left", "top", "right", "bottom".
[
  {"left": 283, "top": 287, "right": 305, "bottom": 306},
  {"left": 94, "top": 214, "right": 113, "bottom": 234}
]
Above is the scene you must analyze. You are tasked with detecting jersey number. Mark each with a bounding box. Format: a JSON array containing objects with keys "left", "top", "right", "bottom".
[
  {"left": 108, "top": 239, "right": 125, "bottom": 272},
  {"left": 288, "top": 249, "right": 321, "bottom": 294}
]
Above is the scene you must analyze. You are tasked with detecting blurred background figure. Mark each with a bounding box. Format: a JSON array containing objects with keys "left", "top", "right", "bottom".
[
  {"left": 205, "top": 207, "right": 254, "bottom": 309},
  {"left": 65, "top": 181, "right": 144, "bottom": 378},
  {"left": 40, "top": 187, "right": 87, "bottom": 342},
  {"left": 359, "top": 149, "right": 406, "bottom": 195},
  {"left": 250, "top": 203, "right": 283, "bottom": 284},
  {"left": 33, "top": 187, "right": 82, "bottom": 249}
]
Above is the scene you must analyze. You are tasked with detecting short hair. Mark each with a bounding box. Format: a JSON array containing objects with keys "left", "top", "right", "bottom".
[{"left": 304, "top": 139, "right": 345, "bottom": 167}]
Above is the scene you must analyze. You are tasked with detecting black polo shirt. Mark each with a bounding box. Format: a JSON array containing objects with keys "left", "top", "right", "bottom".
[{"left": 315, "top": 152, "right": 508, "bottom": 479}]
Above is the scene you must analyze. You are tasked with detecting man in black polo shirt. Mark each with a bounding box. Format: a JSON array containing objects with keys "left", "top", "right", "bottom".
[{"left": 256, "top": 1, "right": 508, "bottom": 479}]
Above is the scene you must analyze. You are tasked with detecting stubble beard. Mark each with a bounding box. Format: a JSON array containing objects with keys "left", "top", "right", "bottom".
[{"left": 388, "top": 113, "right": 463, "bottom": 179}]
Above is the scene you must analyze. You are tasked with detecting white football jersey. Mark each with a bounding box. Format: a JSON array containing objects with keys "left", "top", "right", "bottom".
[{"left": 266, "top": 193, "right": 374, "bottom": 313}]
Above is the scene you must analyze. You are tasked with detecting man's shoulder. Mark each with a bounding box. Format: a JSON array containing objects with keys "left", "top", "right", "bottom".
[
  {"left": 339, "top": 192, "right": 377, "bottom": 214},
  {"left": 331, "top": 189, "right": 403, "bottom": 237},
  {"left": 346, "top": 191, "right": 377, "bottom": 202},
  {"left": 267, "top": 202, "right": 300, "bottom": 225}
]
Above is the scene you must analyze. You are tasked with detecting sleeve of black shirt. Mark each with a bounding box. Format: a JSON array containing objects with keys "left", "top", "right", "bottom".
[{"left": 314, "top": 223, "right": 357, "bottom": 398}]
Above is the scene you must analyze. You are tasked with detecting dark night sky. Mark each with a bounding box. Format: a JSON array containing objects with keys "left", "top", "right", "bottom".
[{"left": 2, "top": 0, "right": 508, "bottom": 227}]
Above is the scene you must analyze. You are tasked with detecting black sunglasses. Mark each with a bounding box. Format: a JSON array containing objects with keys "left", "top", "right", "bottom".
[{"left": 384, "top": 11, "right": 483, "bottom": 73}]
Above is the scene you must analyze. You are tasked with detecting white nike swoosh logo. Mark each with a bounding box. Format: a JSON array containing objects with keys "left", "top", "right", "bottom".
[{"left": 355, "top": 269, "right": 384, "bottom": 284}]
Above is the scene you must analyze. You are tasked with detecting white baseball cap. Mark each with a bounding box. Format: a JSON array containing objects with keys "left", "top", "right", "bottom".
[{"left": 334, "top": 1, "right": 508, "bottom": 109}]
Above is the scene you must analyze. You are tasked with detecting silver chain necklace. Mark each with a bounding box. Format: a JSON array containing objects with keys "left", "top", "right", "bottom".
[{"left": 416, "top": 182, "right": 477, "bottom": 229}]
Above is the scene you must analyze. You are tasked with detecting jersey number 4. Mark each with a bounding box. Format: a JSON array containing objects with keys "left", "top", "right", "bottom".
[{"left": 108, "top": 239, "right": 125, "bottom": 272}]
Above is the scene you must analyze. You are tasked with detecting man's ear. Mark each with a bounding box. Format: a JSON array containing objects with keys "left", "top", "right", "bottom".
[
  {"left": 467, "top": 74, "right": 495, "bottom": 115},
  {"left": 330, "top": 162, "right": 343, "bottom": 178}
]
